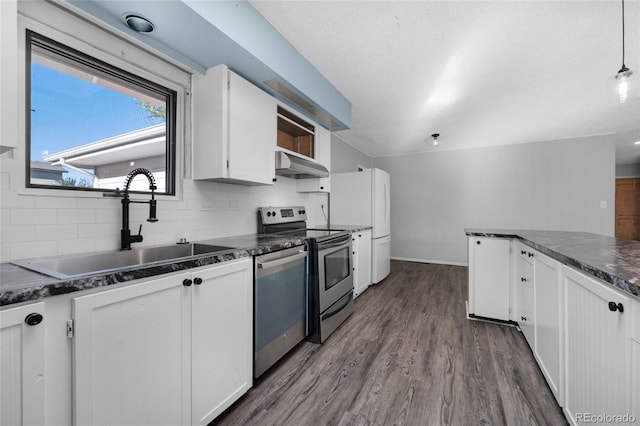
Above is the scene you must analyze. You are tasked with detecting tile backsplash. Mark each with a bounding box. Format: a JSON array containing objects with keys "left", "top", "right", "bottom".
[{"left": 1, "top": 152, "right": 328, "bottom": 262}]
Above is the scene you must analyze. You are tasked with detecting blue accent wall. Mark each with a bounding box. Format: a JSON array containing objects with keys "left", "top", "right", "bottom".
[{"left": 68, "top": 0, "right": 351, "bottom": 130}]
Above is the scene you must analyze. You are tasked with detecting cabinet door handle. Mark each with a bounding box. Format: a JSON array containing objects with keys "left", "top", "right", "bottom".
[
  {"left": 608, "top": 301, "right": 624, "bottom": 313},
  {"left": 25, "top": 313, "right": 43, "bottom": 326},
  {"left": 521, "top": 277, "right": 527, "bottom": 282},
  {"left": 476, "top": 241, "right": 481, "bottom": 245},
  {"left": 194, "top": 277, "right": 203, "bottom": 285},
  {"left": 521, "top": 250, "right": 526, "bottom": 255},
  {"left": 183, "top": 279, "right": 193, "bottom": 287}
]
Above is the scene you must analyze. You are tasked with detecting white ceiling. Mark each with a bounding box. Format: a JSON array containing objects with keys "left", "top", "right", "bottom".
[{"left": 250, "top": 0, "right": 640, "bottom": 164}]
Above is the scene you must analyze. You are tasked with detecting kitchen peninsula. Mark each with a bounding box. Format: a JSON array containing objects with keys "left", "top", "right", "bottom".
[{"left": 466, "top": 228, "right": 640, "bottom": 425}]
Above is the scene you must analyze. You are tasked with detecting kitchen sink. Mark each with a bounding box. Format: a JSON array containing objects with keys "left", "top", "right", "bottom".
[{"left": 12, "top": 243, "right": 235, "bottom": 280}]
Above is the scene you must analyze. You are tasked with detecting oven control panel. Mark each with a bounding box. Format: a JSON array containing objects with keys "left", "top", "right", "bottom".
[{"left": 258, "top": 206, "right": 307, "bottom": 224}]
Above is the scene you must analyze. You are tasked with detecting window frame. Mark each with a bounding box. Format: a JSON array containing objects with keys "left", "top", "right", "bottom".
[{"left": 25, "top": 29, "right": 177, "bottom": 196}]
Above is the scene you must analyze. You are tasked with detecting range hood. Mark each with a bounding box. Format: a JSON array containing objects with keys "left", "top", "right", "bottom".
[{"left": 275, "top": 151, "right": 329, "bottom": 179}]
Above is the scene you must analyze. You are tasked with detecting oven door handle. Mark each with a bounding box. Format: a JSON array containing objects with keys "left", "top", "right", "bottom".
[
  {"left": 322, "top": 291, "right": 353, "bottom": 320},
  {"left": 257, "top": 251, "right": 307, "bottom": 270},
  {"left": 318, "top": 234, "right": 351, "bottom": 250}
]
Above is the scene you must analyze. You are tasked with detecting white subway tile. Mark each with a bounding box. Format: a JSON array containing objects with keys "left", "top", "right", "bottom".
[
  {"left": 0, "top": 209, "right": 9, "bottom": 226},
  {"left": 2, "top": 224, "right": 36, "bottom": 243},
  {"left": 2, "top": 191, "right": 36, "bottom": 209},
  {"left": 11, "top": 208, "right": 57, "bottom": 225},
  {"left": 0, "top": 173, "right": 10, "bottom": 191},
  {"left": 95, "top": 237, "right": 119, "bottom": 252},
  {"left": 35, "top": 224, "right": 78, "bottom": 241},
  {"left": 77, "top": 223, "right": 119, "bottom": 238},
  {"left": 95, "top": 207, "right": 120, "bottom": 224},
  {"left": 77, "top": 197, "right": 113, "bottom": 209},
  {"left": 57, "top": 209, "right": 95, "bottom": 224},
  {"left": 11, "top": 241, "right": 57, "bottom": 261},
  {"left": 0, "top": 243, "right": 10, "bottom": 263},
  {"left": 35, "top": 196, "right": 78, "bottom": 209},
  {"left": 0, "top": 156, "right": 23, "bottom": 175},
  {"left": 58, "top": 238, "right": 96, "bottom": 256}
]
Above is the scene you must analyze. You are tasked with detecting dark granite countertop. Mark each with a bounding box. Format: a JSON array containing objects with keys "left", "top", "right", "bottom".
[
  {"left": 465, "top": 229, "right": 640, "bottom": 300},
  {"left": 0, "top": 233, "right": 306, "bottom": 307}
]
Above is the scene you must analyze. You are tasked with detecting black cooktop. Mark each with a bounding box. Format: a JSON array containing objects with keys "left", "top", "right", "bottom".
[{"left": 277, "top": 228, "right": 347, "bottom": 242}]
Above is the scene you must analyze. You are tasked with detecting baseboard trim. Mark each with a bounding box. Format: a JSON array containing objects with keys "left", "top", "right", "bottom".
[{"left": 465, "top": 301, "right": 518, "bottom": 328}]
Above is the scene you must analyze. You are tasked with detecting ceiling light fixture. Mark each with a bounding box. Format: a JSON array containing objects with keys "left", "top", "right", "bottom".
[
  {"left": 615, "top": 0, "right": 633, "bottom": 103},
  {"left": 634, "top": 141, "right": 640, "bottom": 145},
  {"left": 124, "top": 14, "right": 155, "bottom": 33},
  {"left": 431, "top": 133, "right": 440, "bottom": 146}
]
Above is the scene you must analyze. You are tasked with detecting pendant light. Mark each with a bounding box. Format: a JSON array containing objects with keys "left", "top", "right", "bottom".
[
  {"left": 431, "top": 133, "right": 440, "bottom": 146},
  {"left": 615, "top": 0, "right": 633, "bottom": 103}
]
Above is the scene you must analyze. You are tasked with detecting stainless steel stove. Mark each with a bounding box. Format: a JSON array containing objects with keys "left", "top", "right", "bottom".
[{"left": 258, "top": 206, "right": 354, "bottom": 343}]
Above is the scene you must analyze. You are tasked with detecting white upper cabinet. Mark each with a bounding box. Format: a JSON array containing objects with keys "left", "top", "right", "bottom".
[
  {"left": 0, "top": 0, "right": 18, "bottom": 153},
  {"left": 192, "top": 65, "right": 277, "bottom": 185}
]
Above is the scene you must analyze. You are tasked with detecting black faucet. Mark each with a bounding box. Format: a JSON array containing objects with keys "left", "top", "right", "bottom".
[{"left": 120, "top": 168, "right": 158, "bottom": 250}]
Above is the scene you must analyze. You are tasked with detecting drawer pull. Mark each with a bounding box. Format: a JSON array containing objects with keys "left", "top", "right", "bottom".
[{"left": 608, "top": 301, "right": 624, "bottom": 313}]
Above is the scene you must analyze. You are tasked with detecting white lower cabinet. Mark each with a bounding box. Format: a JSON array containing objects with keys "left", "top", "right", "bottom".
[
  {"left": 467, "top": 234, "right": 640, "bottom": 425},
  {"left": 190, "top": 259, "right": 253, "bottom": 424},
  {"left": 533, "top": 252, "right": 563, "bottom": 404},
  {"left": 0, "top": 302, "right": 45, "bottom": 426},
  {"left": 632, "top": 338, "right": 640, "bottom": 421},
  {"left": 515, "top": 248, "right": 535, "bottom": 347},
  {"left": 352, "top": 229, "right": 372, "bottom": 298},
  {"left": 632, "top": 304, "right": 640, "bottom": 421},
  {"left": 72, "top": 258, "right": 252, "bottom": 426},
  {"left": 563, "top": 266, "right": 631, "bottom": 425},
  {"left": 468, "top": 237, "right": 511, "bottom": 320}
]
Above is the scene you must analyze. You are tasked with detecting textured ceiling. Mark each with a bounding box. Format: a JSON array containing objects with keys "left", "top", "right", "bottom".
[{"left": 250, "top": 0, "right": 640, "bottom": 164}]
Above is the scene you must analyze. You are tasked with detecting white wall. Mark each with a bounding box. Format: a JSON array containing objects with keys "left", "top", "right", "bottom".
[
  {"left": 373, "top": 135, "right": 616, "bottom": 265},
  {"left": 616, "top": 163, "right": 640, "bottom": 178},
  {"left": 331, "top": 134, "right": 372, "bottom": 173}
]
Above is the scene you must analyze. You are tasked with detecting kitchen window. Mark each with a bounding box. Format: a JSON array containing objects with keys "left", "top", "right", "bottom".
[{"left": 26, "top": 30, "right": 177, "bottom": 195}]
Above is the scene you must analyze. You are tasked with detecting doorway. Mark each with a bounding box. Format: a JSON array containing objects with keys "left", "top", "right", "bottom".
[{"left": 615, "top": 178, "right": 640, "bottom": 240}]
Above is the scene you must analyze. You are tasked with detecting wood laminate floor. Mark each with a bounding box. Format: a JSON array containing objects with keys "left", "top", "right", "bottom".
[{"left": 214, "top": 260, "right": 568, "bottom": 426}]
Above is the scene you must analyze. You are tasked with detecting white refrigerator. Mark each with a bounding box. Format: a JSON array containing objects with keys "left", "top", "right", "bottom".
[{"left": 330, "top": 168, "right": 391, "bottom": 284}]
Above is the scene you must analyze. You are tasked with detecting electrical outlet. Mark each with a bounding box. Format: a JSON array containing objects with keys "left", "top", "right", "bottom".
[
  {"left": 600, "top": 201, "right": 607, "bottom": 209},
  {"left": 201, "top": 198, "right": 214, "bottom": 211},
  {"left": 229, "top": 199, "right": 239, "bottom": 210}
]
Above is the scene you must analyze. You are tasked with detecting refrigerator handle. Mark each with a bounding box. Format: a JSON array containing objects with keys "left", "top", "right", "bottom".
[{"left": 384, "top": 181, "right": 389, "bottom": 226}]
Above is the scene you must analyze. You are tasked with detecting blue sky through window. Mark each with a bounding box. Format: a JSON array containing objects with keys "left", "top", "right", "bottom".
[{"left": 31, "top": 63, "right": 166, "bottom": 161}]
